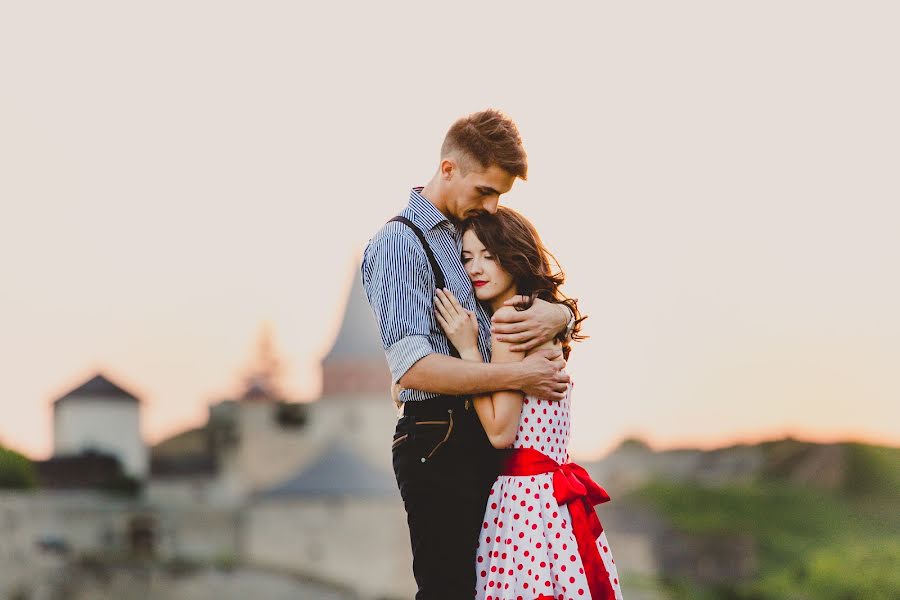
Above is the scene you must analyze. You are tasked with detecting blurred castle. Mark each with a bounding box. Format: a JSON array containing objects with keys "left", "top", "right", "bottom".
[
  {"left": 148, "top": 272, "right": 395, "bottom": 505},
  {"left": 21, "top": 270, "right": 415, "bottom": 599}
]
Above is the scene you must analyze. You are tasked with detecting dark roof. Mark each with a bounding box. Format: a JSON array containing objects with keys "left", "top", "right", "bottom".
[
  {"left": 150, "top": 454, "right": 218, "bottom": 478},
  {"left": 35, "top": 450, "right": 126, "bottom": 489},
  {"left": 151, "top": 427, "right": 211, "bottom": 458},
  {"left": 54, "top": 374, "right": 140, "bottom": 404},
  {"left": 149, "top": 426, "right": 219, "bottom": 478},
  {"left": 254, "top": 441, "right": 397, "bottom": 500},
  {"left": 322, "top": 269, "right": 386, "bottom": 363}
]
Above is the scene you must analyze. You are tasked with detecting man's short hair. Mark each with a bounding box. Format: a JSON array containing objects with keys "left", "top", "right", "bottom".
[{"left": 441, "top": 109, "right": 528, "bottom": 180}]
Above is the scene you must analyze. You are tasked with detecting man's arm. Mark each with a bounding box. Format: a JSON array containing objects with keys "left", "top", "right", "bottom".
[
  {"left": 363, "top": 229, "right": 438, "bottom": 384},
  {"left": 398, "top": 349, "right": 569, "bottom": 401},
  {"left": 491, "top": 297, "right": 572, "bottom": 353}
]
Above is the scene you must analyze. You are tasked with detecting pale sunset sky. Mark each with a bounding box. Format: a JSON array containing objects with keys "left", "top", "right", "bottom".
[{"left": 1, "top": 2, "right": 897, "bottom": 460}]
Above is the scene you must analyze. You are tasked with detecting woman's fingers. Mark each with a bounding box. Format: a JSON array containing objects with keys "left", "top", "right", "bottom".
[
  {"left": 435, "top": 309, "right": 450, "bottom": 332},
  {"left": 435, "top": 288, "right": 461, "bottom": 318},
  {"left": 434, "top": 294, "right": 452, "bottom": 324},
  {"left": 434, "top": 291, "right": 464, "bottom": 332},
  {"left": 434, "top": 289, "right": 453, "bottom": 316},
  {"left": 444, "top": 289, "right": 463, "bottom": 310},
  {"left": 434, "top": 303, "right": 453, "bottom": 325}
]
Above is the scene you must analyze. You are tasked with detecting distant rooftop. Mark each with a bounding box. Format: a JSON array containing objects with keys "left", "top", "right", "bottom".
[
  {"left": 54, "top": 373, "right": 140, "bottom": 404},
  {"left": 254, "top": 441, "right": 396, "bottom": 499},
  {"left": 322, "top": 268, "right": 386, "bottom": 364}
]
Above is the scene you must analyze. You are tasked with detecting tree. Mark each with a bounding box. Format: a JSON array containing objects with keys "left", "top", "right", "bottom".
[{"left": 0, "top": 445, "right": 37, "bottom": 489}]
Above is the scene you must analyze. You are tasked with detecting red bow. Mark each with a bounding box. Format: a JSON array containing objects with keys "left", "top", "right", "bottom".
[{"left": 501, "top": 448, "right": 617, "bottom": 600}]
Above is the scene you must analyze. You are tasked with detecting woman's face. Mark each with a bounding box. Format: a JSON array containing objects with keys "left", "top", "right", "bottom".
[{"left": 461, "top": 229, "right": 516, "bottom": 305}]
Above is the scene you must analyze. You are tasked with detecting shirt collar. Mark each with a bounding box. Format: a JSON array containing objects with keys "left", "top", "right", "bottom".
[{"left": 408, "top": 187, "right": 451, "bottom": 231}]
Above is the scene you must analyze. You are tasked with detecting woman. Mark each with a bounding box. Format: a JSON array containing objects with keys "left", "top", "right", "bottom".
[{"left": 432, "top": 207, "right": 624, "bottom": 600}]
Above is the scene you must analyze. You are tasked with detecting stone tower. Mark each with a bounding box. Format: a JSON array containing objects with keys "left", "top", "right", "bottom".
[
  {"left": 313, "top": 267, "right": 395, "bottom": 470},
  {"left": 320, "top": 270, "right": 391, "bottom": 397}
]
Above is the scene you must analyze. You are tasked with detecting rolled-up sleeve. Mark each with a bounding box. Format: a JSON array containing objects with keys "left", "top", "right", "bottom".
[{"left": 362, "top": 229, "right": 435, "bottom": 383}]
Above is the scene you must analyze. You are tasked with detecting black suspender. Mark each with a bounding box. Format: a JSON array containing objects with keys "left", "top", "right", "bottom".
[
  {"left": 389, "top": 216, "right": 447, "bottom": 289},
  {"left": 388, "top": 215, "right": 460, "bottom": 359}
]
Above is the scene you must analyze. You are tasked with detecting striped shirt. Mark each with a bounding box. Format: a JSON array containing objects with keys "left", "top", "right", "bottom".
[{"left": 361, "top": 187, "right": 493, "bottom": 402}]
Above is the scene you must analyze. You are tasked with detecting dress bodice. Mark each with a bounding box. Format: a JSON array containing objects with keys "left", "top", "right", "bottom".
[{"left": 511, "top": 381, "right": 572, "bottom": 465}]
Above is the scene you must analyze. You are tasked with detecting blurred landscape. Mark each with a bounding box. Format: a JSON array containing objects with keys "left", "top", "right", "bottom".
[
  {"left": 3, "top": 3, "right": 899, "bottom": 599},
  {"left": 2, "top": 433, "right": 897, "bottom": 600},
  {"left": 1, "top": 279, "right": 897, "bottom": 599}
]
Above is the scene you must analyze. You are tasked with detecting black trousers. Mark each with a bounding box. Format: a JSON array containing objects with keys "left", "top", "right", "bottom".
[{"left": 392, "top": 397, "right": 500, "bottom": 600}]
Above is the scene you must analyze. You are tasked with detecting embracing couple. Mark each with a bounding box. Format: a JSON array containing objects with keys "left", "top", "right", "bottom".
[{"left": 362, "top": 110, "right": 624, "bottom": 600}]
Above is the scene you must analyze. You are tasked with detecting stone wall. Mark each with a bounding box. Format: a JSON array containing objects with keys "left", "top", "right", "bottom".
[{"left": 245, "top": 496, "right": 414, "bottom": 600}]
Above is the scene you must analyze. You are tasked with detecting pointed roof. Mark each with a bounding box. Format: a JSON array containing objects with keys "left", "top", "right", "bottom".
[
  {"left": 54, "top": 373, "right": 139, "bottom": 405},
  {"left": 253, "top": 441, "right": 396, "bottom": 499},
  {"left": 322, "top": 268, "right": 386, "bottom": 364}
]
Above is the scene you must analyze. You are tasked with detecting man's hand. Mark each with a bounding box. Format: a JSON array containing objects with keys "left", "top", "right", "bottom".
[
  {"left": 390, "top": 382, "right": 404, "bottom": 410},
  {"left": 516, "top": 347, "right": 570, "bottom": 401},
  {"left": 491, "top": 296, "right": 570, "bottom": 353}
]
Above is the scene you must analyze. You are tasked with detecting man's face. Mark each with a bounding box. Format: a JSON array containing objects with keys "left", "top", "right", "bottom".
[{"left": 445, "top": 162, "right": 517, "bottom": 222}]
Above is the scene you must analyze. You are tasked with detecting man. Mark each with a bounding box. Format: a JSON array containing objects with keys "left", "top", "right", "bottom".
[{"left": 362, "top": 109, "right": 575, "bottom": 599}]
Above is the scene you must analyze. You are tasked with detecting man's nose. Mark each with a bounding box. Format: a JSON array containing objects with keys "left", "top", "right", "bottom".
[{"left": 484, "top": 197, "right": 499, "bottom": 214}]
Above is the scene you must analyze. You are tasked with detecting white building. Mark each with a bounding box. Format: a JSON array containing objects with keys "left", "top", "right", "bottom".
[{"left": 52, "top": 374, "right": 148, "bottom": 479}]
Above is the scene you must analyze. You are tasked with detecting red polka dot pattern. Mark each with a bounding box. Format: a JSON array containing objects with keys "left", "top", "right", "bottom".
[{"left": 475, "top": 382, "right": 624, "bottom": 599}]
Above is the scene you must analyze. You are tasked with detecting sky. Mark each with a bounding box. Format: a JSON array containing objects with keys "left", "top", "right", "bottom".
[{"left": 1, "top": 1, "right": 897, "bottom": 460}]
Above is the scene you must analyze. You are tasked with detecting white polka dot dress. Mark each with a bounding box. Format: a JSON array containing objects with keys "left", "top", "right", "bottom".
[{"left": 475, "top": 382, "right": 624, "bottom": 600}]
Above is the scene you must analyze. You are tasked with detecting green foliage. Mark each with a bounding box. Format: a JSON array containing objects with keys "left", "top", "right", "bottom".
[
  {"left": 666, "top": 577, "right": 739, "bottom": 600},
  {"left": 633, "top": 477, "right": 900, "bottom": 600},
  {"left": 745, "top": 540, "right": 900, "bottom": 600},
  {"left": 841, "top": 442, "right": 900, "bottom": 498},
  {"left": 0, "top": 445, "right": 36, "bottom": 489}
]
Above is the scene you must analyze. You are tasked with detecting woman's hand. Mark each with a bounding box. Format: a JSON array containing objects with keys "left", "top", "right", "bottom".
[{"left": 434, "top": 288, "right": 480, "bottom": 356}]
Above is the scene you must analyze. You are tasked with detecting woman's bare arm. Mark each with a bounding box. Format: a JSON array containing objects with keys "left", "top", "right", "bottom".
[{"left": 461, "top": 331, "right": 526, "bottom": 448}]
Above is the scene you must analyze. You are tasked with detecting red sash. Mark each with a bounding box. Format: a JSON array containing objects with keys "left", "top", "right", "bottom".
[{"left": 501, "top": 447, "right": 616, "bottom": 600}]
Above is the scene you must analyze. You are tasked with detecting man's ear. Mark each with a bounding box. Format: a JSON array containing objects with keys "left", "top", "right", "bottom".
[{"left": 439, "top": 158, "right": 456, "bottom": 181}]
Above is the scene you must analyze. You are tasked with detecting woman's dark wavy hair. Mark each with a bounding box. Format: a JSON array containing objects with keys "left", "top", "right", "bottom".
[{"left": 460, "top": 207, "right": 587, "bottom": 359}]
